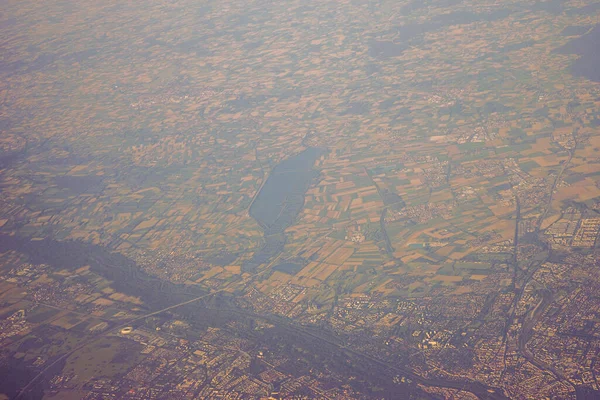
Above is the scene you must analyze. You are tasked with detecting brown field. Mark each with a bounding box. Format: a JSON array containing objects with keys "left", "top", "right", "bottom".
[
  {"left": 225, "top": 265, "right": 241, "bottom": 274},
  {"left": 195, "top": 266, "right": 223, "bottom": 282},
  {"left": 554, "top": 180, "right": 600, "bottom": 202},
  {"left": 295, "top": 261, "right": 320, "bottom": 279},
  {"left": 375, "top": 313, "right": 403, "bottom": 327},
  {"left": 480, "top": 218, "right": 514, "bottom": 238},
  {"left": 92, "top": 298, "right": 114, "bottom": 307},
  {"left": 108, "top": 292, "right": 143, "bottom": 305},
  {"left": 398, "top": 251, "right": 421, "bottom": 263},
  {"left": 435, "top": 245, "right": 456, "bottom": 257},
  {"left": 259, "top": 271, "right": 292, "bottom": 293},
  {"left": 541, "top": 213, "right": 562, "bottom": 230},
  {"left": 428, "top": 275, "right": 463, "bottom": 283},
  {"left": 451, "top": 286, "right": 473, "bottom": 295},
  {"left": 447, "top": 247, "right": 478, "bottom": 260},
  {"left": 314, "top": 239, "right": 344, "bottom": 261},
  {"left": 325, "top": 246, "right": 355, "bottom": 265},
  {"left": 429, "top": 190, "right": 454, "bottom": 203},
  {"left": 531, "top": 155, "right": 565, "bottom": 167},
  {"left": 489, "top": 203, "right": 515, "bottom": 217},
  {"left": 133, "top": 218, "right": 158, "bottom": 231},
  {"left": 313, "top": 263, "right": 339, "bottom": 281},
  {"left": 295, "top": 276, "right": 322, "bottom": 288},
  {"left": 0, "top": 281, "right": 16, "bottom": 296},
  {"left": 335, "top": 181, "right": 356, "bottom": 190}
]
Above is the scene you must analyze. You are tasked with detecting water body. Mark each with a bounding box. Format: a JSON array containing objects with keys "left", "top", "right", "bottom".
[
  {"left": 561, "top": 25, "right": 591, "bottom": 37},
  {"left": 0, "top": 150, "right": 25, "bottom": 169},
  {"left": 556, "top": 24, "right": 600, "bottom": 82},
  {"left": 0, "top": 235, "right": 206, "bottom": 311},
  {"left": 369, "top": 9, "right": 512, "bottom": 59},
  {"left": 378, "top": 188, "right": 405, "bottom": 257},
  {"left": 400, "top": 0, "right": 463, "bottom": 15},
  {"left": 244, "top": 147, "right": 325, "bottom": 273},
  {"left": 501, "top": 40, "right": 536, "bottom": 53}
]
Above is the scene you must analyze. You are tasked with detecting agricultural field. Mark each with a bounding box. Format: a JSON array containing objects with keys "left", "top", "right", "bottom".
[{"left": 2, "top": 0, "right": 600, "bottom": 398}]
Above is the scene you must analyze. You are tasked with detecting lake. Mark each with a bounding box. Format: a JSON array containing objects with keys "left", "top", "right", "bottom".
[
  {"left": 244, "top": 147, "right": 324, "bottom": 272},
  {"left": 556, "top": 24, "right": 600, "bottom": 82},
  {"left": 249, "top": 147, "right": 324, "bottom": 235}
]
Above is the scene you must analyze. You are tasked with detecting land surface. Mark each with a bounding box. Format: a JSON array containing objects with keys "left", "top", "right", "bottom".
[{"left": 1, "top": 0, "right": 600, "bottom": 399}]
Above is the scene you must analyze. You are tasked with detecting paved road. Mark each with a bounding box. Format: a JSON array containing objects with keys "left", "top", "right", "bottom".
[
  {"left": 202, "top": 305, "right": 508, "bottom": 400},
  {"left": 14, "top": 244, "right": 293, "bottom": 400},
  {"left": 15, "top": 199, "right": 508, "bottom": 399},
  {"left": 14, "top": 288, "right": 225, "bottom": 400},
  {"left": 536, "top": 131, "right": 577, "bottom": 232}
]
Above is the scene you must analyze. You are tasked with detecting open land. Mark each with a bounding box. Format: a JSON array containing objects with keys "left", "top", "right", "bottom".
[{"left": 2, "top": 0, "right": 600, "bottom": 399}]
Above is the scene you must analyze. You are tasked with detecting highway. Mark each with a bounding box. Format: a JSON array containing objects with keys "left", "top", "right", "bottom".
[
  {"left": 535, "top": 129, "right": 577, "bottom": 232},
  {"left": 14, "top": 287, "right": 225, "bottom": 400},
  {"left": 14, "top": 243, "right": 293, "bottom": 400},
  {"left": 14, "top": 195, "right": 509, "bottom": 400},
  {"left": 16, "top": 267, "right": 508, "bottom": 400}
]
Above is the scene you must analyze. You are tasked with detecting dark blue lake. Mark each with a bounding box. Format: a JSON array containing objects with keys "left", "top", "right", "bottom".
[
  {"left": 249, "top": 147, "right": 324, "bottom": 235},
  {"left": 244, "top": 147, "right": 324, "bottom": 272},
  {"left": 556, "top": 24, "right": 600, "bottom": 82}
]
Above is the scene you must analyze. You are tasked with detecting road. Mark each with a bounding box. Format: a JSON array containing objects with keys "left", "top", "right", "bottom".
[
  {"left": 14, "top": 288, "right": 226, "bottom": 400},
  {"left": 199, "top": 305, "right": 509, "bottom": 400},
  {"left": 246, "top": 147, "right": 267, "bottom": 216},
  {"left": 364, "top": 166, "right": 396, "bottom": 259},
  {"left": 536, "top": 131, "right": 577, "bottom": 232},
  {"left": 518, "top": 290, "right": 573, "bottom": 387},
  {"left": 14, "top": 181, "right": 509, "bottom": 400},
  {"left": 14, "top": 241, "right": 296, "bottom": 400},
  {"left": 17, "top": 269, "right": 507, "bottom": 400},
  {"left": 512, "top": 194, "right": 521, "bottom": 284}
]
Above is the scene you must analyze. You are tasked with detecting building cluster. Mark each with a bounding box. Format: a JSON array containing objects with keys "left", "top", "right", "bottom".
[
  {"left": 68, "top": 324, "right": 364, "bottom": 400},
  {"left": 129, "top": 87, "right": 230, "bottom": 111},
  {"left": 546, "top": 213, "right": 600, "bottom": 248},
  {"left": 387, "top": 202, "right": 454, "bottom": 224},
  {"left": 419, "top": 161, "right": 448, "bottom": 188},
  {"left": 0, "top": 309, "right": 30, "bottom": 341},
  {"left": 344, "top": 224, "right": 366, "bottom": 243},
  {"left": 0, "top": 132, "right": 27, "bottom": 154}
]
